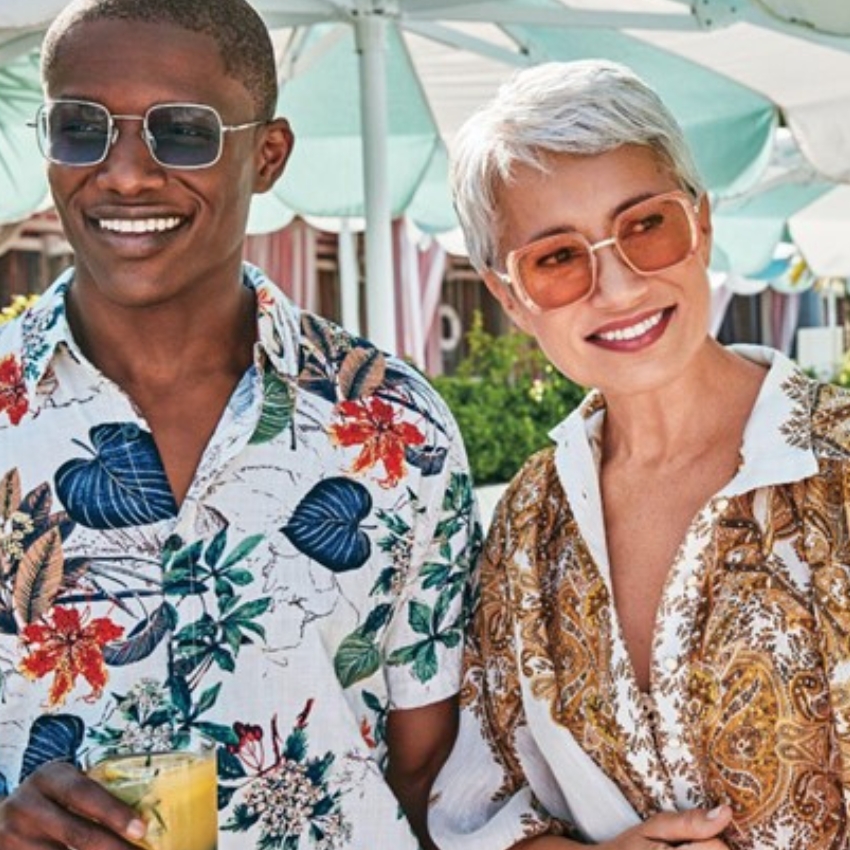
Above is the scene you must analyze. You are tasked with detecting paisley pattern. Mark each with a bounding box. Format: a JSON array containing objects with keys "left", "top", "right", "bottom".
[
  {"left": 0, "top": 264, "right": 481, "bottom": 850},
  {"left": 432, "top": 347, "right": 850, "bottom": 850}
]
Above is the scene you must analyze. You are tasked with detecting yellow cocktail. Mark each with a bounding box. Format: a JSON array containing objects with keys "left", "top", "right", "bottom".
[{"left": 87, "top": 740, "right": 218, "bottom": 850}]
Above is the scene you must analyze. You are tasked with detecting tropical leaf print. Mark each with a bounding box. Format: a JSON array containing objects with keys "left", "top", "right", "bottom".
[
  {"left": 337, "top": 346, "right": 385, "bottom": 401},
  {"left": 101, "top": 602, "right": 178, "bottom": 666},
  {"left": 301, "top": 312, "right": 337, "bottom": 363},
  {"left": 55, "top": 423, "right": 178, "bottom": 528},
  {"left": 282, "top": 477, "right": 372, "bottom": 572},
  {"left": 1, "top": 470, "right": 75, "bottom": 636},
  {"left": 404, "top": 443, "right": 448, "bottom": 476},
  {"left": 250, "top": 368, "right": 294, "bottom": 444},
  {"left": 13, "top": 527, "right": 64, "bottom": 626},
  {"left": 19, "top": 714, "right": 84, "bottom": 782},
  {"left": 333, "top": 603, "right": 392, "bottom": 688}
]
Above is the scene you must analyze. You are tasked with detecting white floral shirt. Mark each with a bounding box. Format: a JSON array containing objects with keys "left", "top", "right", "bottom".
[
  {"left": 0, "top": 263, "right": 481, "bottom": 850},
  {"left": 430, "top": 346, "right": 850, "bottom": 850}
]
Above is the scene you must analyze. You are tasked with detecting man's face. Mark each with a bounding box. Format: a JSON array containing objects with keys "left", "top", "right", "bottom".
[{"left": 44, "top": 18, "right": 289, "bottom": 312}]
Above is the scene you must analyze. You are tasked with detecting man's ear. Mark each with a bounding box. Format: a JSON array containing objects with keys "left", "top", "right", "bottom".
[
  {"left": 481, "top": 268, "right": 534, "bottom": 334},
  {"left": 254, "top": 118, "right": 294, "bottom": 193}
]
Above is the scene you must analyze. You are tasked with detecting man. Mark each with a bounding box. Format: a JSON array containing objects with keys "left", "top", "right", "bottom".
[{"left": 0, "top": 1, "right": 480, "bottom": 848}]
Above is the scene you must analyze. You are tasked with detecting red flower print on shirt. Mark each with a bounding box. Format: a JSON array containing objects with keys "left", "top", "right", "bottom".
[
  {"left": 19, "top": 606, "right": 124, "bottom": 707},
  {"left": 329, "top": 397, "right": 425, "bottom": 488},
  {"left": 0, "top": 353, "right": 28, "bottom": 425}
]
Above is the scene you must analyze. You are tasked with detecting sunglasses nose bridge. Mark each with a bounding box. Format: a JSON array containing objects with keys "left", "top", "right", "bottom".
[{"left": 106, "top": 113, "right": 160, "bottom": 163}]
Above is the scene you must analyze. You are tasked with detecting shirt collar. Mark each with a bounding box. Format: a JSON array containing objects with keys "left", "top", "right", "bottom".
[{"left": 18, "top": 262, "right": 302, "bottom": 397}]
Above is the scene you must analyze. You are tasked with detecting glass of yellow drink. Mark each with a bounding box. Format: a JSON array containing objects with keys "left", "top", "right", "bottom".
[{"left": 84, "top": 731, "right": 218, "bottom": 850}]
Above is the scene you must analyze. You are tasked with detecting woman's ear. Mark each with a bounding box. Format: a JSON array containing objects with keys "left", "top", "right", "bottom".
[
  {"left": 481, "top": 269, "right": 534, "bottom": 334},
  {"left": 697, "top": 192, "right": 713, "bottom": 265},
  {"left": 254, "top": 118, "right": 294, "bottom": 193}
]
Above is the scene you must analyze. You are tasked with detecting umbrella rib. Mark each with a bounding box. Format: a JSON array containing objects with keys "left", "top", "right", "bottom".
[
  {"left": 402, "top": 21, "right": 530, "bottom": 65},
  {"left": 403, "top": 3, "right": 699, "bottom": 31}
]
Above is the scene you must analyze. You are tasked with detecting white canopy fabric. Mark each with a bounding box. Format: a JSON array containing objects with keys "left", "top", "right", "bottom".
[{"left": 4, "top": 0, "right": 850, "bottom": 350}]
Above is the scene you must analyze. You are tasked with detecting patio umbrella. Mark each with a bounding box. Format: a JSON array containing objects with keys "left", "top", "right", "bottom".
[{"left": 4, "top": 0, "right": 850, "bottom": 352}]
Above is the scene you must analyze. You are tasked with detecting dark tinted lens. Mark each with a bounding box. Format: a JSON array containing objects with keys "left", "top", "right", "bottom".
[
  {"left": 146, "top": 104, "right": 221, "bottom": 167},
  {"left": 43, "top": 101, "right": 110, "bottom": 165},
  {"left": 512, "top": 232, "right": 593, "bottom": 310},
  {"left": 616, "top": 196, "right": 695, "bottom": 272}
]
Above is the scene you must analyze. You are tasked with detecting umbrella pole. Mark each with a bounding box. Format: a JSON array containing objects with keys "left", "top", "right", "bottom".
[
  {"left": 355, "top": 11, "right": 397, "bottom": 354},
  {"left": 338, "top": 217, "right": 361, "bottom": 337}
]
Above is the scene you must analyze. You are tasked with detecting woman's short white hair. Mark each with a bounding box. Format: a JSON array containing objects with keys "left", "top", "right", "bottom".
[{"left": 450, "top": 58, "right": 705, "bottom": 273}]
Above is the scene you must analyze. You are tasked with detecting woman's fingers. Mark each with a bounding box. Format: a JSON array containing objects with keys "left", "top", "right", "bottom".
[{"left": 638, "top": 806, "right": 732, "bottom": 845}]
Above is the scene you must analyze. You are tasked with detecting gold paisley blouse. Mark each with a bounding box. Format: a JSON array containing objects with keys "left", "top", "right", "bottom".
[{"left": 431, "top": 346, "right": 850, "bottom": 850}]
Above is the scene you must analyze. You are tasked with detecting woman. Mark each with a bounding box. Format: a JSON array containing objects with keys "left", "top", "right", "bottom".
[{"left": 429, "top": 59, "right": 849, "bottom": 850}]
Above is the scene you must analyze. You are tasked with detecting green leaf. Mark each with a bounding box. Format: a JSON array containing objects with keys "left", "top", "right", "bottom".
[
  {"left": 439, "top": 629, "right": 462, "bottom": 649},
  {"left": 194, "top": 720, "right": 238, "bottom": 745},
  {"left": 334, "top": 631, "right": 381, "bottom": 688},
  {"left": 213, "top": 647, "right": 236, "bottom": 672},
  {"left": 218, "top": 750, "right": 246, "bottom": 780},
  {"left": 169, "top": 675, "right": 192, "bottom": 717},
  {"left": 228, "top": 597, "right": 273, "bottom": 621},
  {"left": 224, "top": 568, "right": 254, "bottom": 586},
  {"left": 195, "top": 683, "right": 222, "bottom": 715},
  {"left": 204, "top": 527, "right": 228, "bottom": 568},
  {"left": 219, "top": 534, "right": 264, "bottom": 571},
  {"left": 412, "top": 641, "right": 438, "bottom": 682},
  {"left": 408, "top": 600, "right": 433, "bottom": 636},
  {"left": 361, "top": 603, "right": 392, "bottom": 636},
  {"left": 250, "top": 371, "right": 294, "bottom": 444},
  {"left": 284, "top": 727, "right": 307, "bottom": 762}
]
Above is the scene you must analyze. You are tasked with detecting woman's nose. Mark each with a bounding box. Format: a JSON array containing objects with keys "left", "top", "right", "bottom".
[{"left": 590, "top": 242, "right": 651, "bottom": 306}]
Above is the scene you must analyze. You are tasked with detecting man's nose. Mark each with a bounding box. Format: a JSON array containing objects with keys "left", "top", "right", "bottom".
[{"left": 94, "top": 119, "right": 166, "bottom": 193}]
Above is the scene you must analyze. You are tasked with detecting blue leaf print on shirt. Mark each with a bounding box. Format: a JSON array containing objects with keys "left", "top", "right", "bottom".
[
  {"left": 19, "top": 714, "right": 85, "bottom": 782},
  {"left": 282, "top": 477, "right": 372, "bottom": 572},
  {"left": 55, "top": 423, "right": 178, "bottom": 529}
]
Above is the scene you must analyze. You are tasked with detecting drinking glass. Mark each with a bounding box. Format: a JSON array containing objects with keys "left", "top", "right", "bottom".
[{"left": 83, "top": 730, "right": 218, "bottom": 850}]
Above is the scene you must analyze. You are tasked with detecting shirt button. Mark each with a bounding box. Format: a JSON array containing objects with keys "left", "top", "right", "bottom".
[
  {"left": 664, "top": 657, "right": 679, "bottom": 672},
  {"left": 715, "top": 497, "right": 729, "bottom": 512}
]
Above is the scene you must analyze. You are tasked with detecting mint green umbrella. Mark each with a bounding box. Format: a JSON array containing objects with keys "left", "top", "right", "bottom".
[{"left": 0, "top": 50, "right": 49, "bottom": 223}]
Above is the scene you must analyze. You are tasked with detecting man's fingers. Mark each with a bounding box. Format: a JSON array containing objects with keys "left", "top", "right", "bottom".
[
  {"left": 640, "top": 806, "right": 732, "bottom": 844},
  {"left": 10, "top": 761, "right": 146, "bottom": 847}
]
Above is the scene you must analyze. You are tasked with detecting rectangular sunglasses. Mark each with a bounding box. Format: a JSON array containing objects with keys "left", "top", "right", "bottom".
[
  {"left": 494, "top": 191, "right": 702, "bottom": 313},
  {"left": 31, "top": 99, "right": 264, "bottom": 169}
]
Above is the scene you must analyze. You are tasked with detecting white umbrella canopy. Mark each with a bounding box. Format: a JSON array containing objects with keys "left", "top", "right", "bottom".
[{"left": 4, "top": 0, "right": 850, "bottom": 350}]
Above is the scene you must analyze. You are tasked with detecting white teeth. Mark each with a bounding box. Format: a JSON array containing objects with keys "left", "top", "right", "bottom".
[
  {"left": 98, "top": 216, "right": 182, "bottom": 234},
  {"left": 596, "top": 310, "right": 664, "bottom": 342}
]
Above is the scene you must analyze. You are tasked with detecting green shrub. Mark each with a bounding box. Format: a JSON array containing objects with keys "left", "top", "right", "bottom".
[{"left": 432, "top": 314, "right": 586, "bottom": 485}]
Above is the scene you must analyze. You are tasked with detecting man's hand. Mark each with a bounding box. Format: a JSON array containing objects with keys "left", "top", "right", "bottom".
[{"left": 0, "top": 760, "right": 147, "bottom": 849}]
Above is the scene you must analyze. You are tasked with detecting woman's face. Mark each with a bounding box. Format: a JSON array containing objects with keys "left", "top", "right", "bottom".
[{"left": 484, "top": 144, "right": 713, "bottom": 397}]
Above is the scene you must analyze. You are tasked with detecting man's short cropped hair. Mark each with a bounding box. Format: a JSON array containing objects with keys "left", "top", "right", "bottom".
[{"left": 41, "top": 0, "right": 278, "bottom": 119}]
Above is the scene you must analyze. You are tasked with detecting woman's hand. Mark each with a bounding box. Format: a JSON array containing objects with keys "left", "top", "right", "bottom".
[
  {"left": 598, "top": 806, "right": 733, "bottom": 849},
  {"left": 0, "top": 760, "right": 146, "bottom": 849},
  {"left": 513, "top": 805, "right": 733, "bottom": 850}
]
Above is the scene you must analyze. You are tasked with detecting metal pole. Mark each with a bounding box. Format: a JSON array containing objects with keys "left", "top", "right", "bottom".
[
  {"left": 338, "top": 218, "right": 362, "bottom": 336},
  {"left": 354, "top": 9, "right": 397, "bottom": 354}
]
